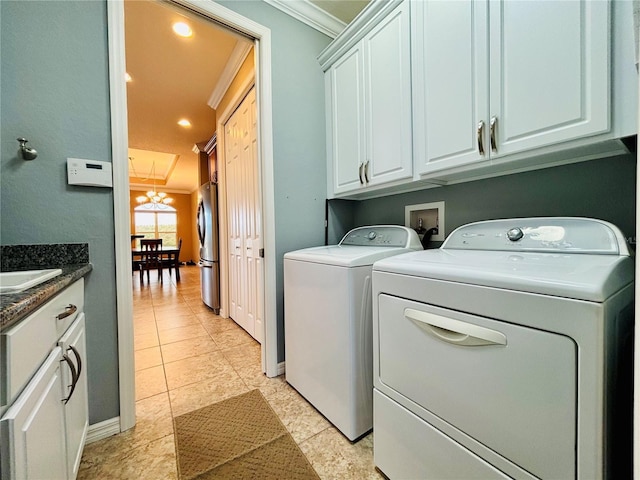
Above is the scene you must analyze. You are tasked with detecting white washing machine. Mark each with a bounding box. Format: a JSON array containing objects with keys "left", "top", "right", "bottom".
[
  {"left": 372, "top": 217, "right": 634, "bottom": 479},
  {"left": 284, "top": 225, "right": 422, "bottom": 441}
]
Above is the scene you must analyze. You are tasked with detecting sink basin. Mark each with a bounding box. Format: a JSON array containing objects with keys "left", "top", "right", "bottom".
[{"left": 0, "top": 269, "right": 63, "bottom": 294}]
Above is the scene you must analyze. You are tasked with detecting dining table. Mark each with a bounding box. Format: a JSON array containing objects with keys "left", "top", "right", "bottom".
[
  {"left": 131, "top": 246, "right": 181, "bottom": 281},
  {"left": 130, "top": 234, "right": 145, "bottom": 249}
]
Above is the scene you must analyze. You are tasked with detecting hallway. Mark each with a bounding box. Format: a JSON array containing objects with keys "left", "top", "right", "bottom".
[{"left": 78, "top": 265, "right": 380, "bottom": 479}]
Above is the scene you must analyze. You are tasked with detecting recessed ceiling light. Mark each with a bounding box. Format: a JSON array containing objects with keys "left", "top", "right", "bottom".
[
  {"left": 172, "top": 22, "right": 192, "bottom": 38},
  {"left": 178, "top": 119, "right": 192, "bottom": 127},
  {"left": 125, "top": 72, "right": 132, "bottom": 82}
]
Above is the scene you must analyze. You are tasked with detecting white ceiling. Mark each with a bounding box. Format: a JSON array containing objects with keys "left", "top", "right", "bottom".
[
  {"left": 125, "top": 0, "right": 247, "bottom": 194},
  {"left": 125, "top": 0, "right": 368, "bottom": 194}
]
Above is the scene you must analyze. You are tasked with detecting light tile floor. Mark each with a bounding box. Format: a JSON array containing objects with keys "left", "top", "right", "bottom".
[{"left": 78, "top": 265, "right": 382, "bottom": 479}]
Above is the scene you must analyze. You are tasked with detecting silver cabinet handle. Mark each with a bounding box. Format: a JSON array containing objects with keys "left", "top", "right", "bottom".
[
  {"left": 477, "top": 120, "right": 485, "bottom": 156},
  {"left": 364, "top": 160, "right": 370, "bottom": 183},
  {"left": 490, "top": 116, "right": 498, "bottom": 153},
  {"left": 62, "top": 346, "right": 82, "bottom": 404},
  {"left": 56, "top": 304, "right": 77, "bottom": 321},
  {"left": 358, "top": 163, "right": 364, "bottom": 185},
  {"left": 68, "top": 345, "right": 82, "bottom": 382},
  {"left": 404, "top": 308, "right": 506, "bottom": 347},
  {"left": 62, "top": 352, "right": 78, "bottom": 404}
]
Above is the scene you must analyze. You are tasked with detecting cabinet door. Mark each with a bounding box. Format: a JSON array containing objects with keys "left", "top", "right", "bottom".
[
  {"left": 59, "top": 314, "right": 88, "bottom": 480},
  {"left": 329, "top": 43, "right": 366, "bottom": 195},
  {"left": 365, "top": 1, "right": 413, "bottom": 185},
  {"left": 489, "top": 0, "right": 609, "bottom": 157},
  {"left": 413, "top": 0, "right": 489, "bottom": 175},
  {"left": 0, "top": 348, "right": 67, "bottom": 480}
]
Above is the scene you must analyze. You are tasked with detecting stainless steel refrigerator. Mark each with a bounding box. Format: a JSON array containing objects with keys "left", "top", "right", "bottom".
[{"left": 197, "top": 182, "right": 220, "bottom": 313}]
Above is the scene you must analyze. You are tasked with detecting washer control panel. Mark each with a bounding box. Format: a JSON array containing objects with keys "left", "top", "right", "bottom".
[{"left": 340, "top": 226, "right": 420, "bottom": 248}]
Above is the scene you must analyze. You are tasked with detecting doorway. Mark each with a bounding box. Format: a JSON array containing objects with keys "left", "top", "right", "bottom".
[{"left": 107, "top": 0, "right": 277, "bottom": 432}]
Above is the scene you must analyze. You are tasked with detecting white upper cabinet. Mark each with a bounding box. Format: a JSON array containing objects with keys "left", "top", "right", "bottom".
[
  {"left": 324, "top": 1, "right": 412, "bottom": 197},
  {"left": 364, "top": 3, "right": 412, "bottom": 187},
  {"left": 490, "top": 0, "right": 609, "bottom": 157},
  {"left": 322, "top": 0, "right": 633, "bottom": 199},
  {"left": 413, "top": 0, "right": 489, "bottom": 174},
  {"left": 414, "top": 0, "right": 611, "bottom": 176},
  {"left": 329, "top": 46, "right": 366, "bottom": 194}
]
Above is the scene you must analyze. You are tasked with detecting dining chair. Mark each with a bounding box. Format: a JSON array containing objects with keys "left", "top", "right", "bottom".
[
  {"left": 139, "top": 238, "right": 163, "bottom": 284},
  {"left": 162, "top": 238, "right": 182, "bottom": 280}
]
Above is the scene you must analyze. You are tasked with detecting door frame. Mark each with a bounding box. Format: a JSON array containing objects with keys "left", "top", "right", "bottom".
[{"left": 107, "top": 0, "right": 277, "bottom": 432}]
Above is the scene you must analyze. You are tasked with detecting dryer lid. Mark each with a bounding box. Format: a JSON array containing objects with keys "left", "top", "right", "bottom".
[
  {"left": 374, "top": 218, "right": 634, "bottom": 302},
  {"left": 442, "top": 217, "right": 631, "bottom": 255}
]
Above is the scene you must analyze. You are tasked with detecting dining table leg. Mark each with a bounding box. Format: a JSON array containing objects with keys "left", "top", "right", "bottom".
[{"left": 174, "top": 253, "right": 180, "bottom": 282}]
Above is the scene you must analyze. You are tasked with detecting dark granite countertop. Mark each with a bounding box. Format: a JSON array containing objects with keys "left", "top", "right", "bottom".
[
  {"left": 0, "top": 263, "right": 92, "bottom": 331},
  {"left": 0, "top": 243, "right": 93, "bottom": 331}
]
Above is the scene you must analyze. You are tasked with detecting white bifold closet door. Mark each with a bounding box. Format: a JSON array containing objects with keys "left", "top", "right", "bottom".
[{"left": 225, "top": 87, "right": 263, "bottom": 343}]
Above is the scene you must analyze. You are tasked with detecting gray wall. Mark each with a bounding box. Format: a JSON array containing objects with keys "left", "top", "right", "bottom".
[
  {"left": 218, "top": 1, "right": 331, "bottom": 361},
  {"left": 1, "top": 0, "right": 332, "bottom": 427},
  {"left": 350, "top": 154, "right": 637, "bottom": 248},
  {"left": 327, "top": 199, "right": 357, "bottom": 244},
  {"left": 0, "top": 1, "right": 119, "bottom": 423}
]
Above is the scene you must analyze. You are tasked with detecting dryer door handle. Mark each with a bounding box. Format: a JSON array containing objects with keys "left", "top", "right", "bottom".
[{"left": 404, "top": 309, "right": 507, "bottom": 347}]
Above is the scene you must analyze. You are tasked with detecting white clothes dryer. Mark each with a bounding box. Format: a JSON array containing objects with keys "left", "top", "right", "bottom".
[
  {"left": 284, "top": 225, "right": 422, "bottom": 441},
  {"left": 372, "top": 217, "right": 634, "bottom": 479}
]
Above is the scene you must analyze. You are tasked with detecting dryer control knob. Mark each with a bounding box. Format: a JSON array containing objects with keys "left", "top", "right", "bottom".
[
  {"left": 368, "top": 231, "right": 377, "bottom": 240},
  {"left": 507, "top": 227, "right": 524, "bottom": 242}
]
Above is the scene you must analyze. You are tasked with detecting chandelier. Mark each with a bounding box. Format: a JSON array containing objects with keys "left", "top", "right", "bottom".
[
  {"left": 130, "top": 157, "right": 174, "bottom": 210},
  {"left": 137, "top": 190, "right": 173, "bottom": 206}
]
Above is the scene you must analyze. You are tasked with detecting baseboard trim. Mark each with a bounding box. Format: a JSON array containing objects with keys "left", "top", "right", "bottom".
[
  {"left": 277, "top": 361, "right": 285, "bottom": 376},
  {"left": 86, "top": 417, "right": 121, "bottom": 444}
]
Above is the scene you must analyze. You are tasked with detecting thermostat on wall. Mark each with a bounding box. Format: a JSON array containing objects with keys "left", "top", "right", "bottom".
[{"left": 67, "top": 158, "right": 113, "bottom": 187}]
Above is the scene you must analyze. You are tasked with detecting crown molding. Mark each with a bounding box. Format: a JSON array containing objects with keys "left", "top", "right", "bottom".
[
  {"left": 262, "top": 0, "right": 346, "bottom": 38},
  {"left": 193, "top": 133, "right": 218, "bottom": 155},
  {"left": 317, "top": 0, "right": 401, "bottom": 69},
  {"left": 208, "top": 40, "right": 253, "bottom": 110},
  {"left": 204, "top": 132, "right": 217, "bottom": 154}
]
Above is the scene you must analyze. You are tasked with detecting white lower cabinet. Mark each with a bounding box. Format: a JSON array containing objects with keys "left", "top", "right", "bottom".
[
  {"left": 1, "top": 348, "right": 68, "bottom": 480},
  {"left": 59, "top": 314, "right": 88, "bottom": 480},
  {"left": 1, "top": 279, "right": 87, "bottom": 480}
]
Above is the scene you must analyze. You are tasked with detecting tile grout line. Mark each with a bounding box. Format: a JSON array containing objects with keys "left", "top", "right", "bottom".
[{"left": 133, "top": 270, "right": 179, "bottom": 476}]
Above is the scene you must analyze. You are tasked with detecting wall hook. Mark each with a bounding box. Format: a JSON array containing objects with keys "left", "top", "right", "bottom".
[{"left": 17, "top": 137, "right": 38, "bottom": 160}]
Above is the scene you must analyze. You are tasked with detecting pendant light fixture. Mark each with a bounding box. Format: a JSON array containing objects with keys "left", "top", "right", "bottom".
[{"left": 130, "top": 157, "right": 175, "bottom": 211}]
